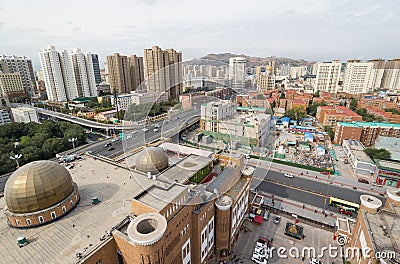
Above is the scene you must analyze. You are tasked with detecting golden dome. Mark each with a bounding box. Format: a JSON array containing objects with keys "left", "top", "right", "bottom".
[
  {"left": 5, "top": 160, "right": 74, "bottom": 214},
  {"left": 266, "top": 65, "right": 273, "bottom": 71},
  {"left": 136, "top": 147, "right": 169, "bottom": 174}
]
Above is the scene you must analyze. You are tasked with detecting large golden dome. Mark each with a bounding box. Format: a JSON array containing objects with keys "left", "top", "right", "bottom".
[
  {"left": 136, "top": 147, "right": 169, "bottom": 174},
  {"left": 5, "top": 160, "right": 74, "bottom": 214}
]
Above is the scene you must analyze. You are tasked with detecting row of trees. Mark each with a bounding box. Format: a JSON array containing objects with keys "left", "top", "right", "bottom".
[
  {"left": 0, "top": 121, "right": 86, "bottom": 175},
  {"left": 364, "top": 148, "right": 391, "bottom": 160}
]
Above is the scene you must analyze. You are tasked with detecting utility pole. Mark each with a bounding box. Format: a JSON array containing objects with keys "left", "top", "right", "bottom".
[
  {"left": 113, "top": 87, "right": 120, "bottom": 123},
  {"left": 69, "top": 137, "right": 78, "bottom": 149},
  {"left": 10, "top": 154, "right": 22, "bottom": 168}
]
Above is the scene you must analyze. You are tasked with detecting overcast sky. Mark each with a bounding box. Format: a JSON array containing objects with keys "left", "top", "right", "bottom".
[{"left": 1, "top": 0, "right": 399, "bottom": 69}]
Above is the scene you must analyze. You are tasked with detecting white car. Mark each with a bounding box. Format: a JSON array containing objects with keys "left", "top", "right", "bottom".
[
  {"left": 245, "top": 154, "right": 251, "bottom": 159},
  {"left": 284, "top": 173, "right": 294, "bottom": 178},
  {"left": 251, "top": 253, "right": 267, "bottom": 264},
  {"left": 153, "top": 128, "right": 159, "bottom": 132},
  {"left": 142, "top": 128, "right": 149, "bottom": 132}
]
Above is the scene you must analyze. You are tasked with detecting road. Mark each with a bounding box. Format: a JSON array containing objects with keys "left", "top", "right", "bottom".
[
  {"left": 84, "top": 109, "right": 199, "bottom": 159},
  {"left": 251, "top": 165, "right": 386, "bottom": 212}
]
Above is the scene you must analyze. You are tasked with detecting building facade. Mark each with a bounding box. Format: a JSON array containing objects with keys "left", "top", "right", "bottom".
[
  {"left": 314, "top": 60, "right": 342, "bottom": 93},
  {"left": 316, "top": 105, "right": 362, "bottom": 127},
  {"left": 0, "top": 73, "right": 27, "bottom": 100},
  {"left": 343, "top": 60, "right": 373, "bottom": 94},
  {"left": 0, "top": 55, "right": 37, "bottom": 97},
  {"left": 11, "top": 107, "right": 39, "bottom": 123},
  {"left": 381, "top": 58, "right": 400, "bottom": 93},
  {"left": 229, "top": 57, "right": 246, "bottom": 93},
  {"left": 39, "top": 45, "right": 98, "bottom": 102},
  {"left": 90, "top": 54, "right": 101, "bottom": 84},
  {"left": 334, "top": 121, "right": 400, "bottom": 146},
  {"left": 143, "top": 46, "right": 182, "bottom": 99},
  {"left": 342, "top": 139, "right": 376, "bottom": 177},
  {"left": 367, "top": 59, "right": 385, "bottom": 91}
]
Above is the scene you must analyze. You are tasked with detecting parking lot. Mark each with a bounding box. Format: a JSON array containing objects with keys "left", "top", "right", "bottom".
[{"left": 231, "top": 212, "right": 339, "bottom": 264}]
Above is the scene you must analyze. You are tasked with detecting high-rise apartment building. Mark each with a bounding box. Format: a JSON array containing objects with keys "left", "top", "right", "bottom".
[
  {"left": 314, "top": 60, "right": 342, "bottom": 93},
  {"left": 381, "top": 59, "right": 400, "bottom": 93},
  {"left": 144, "top": 46, "right": 182, "bottom": 99},
  {"left": 208, "top": 66, "right": 217, "bottom": 77},
  {"left": 90, "top": 54, "right": 101, "bottom": 84},
  {"left": 343, "top": 60, "right": 373, "bottom": 94},
  {"left": 39, "top": 45, "right": 98, "bottom": 102},
  {"left": 106, "top": 53, "right": 131, "bottom": 94},
  {"left": 367, "top": 59, "right": 385, "bottom": 91},
  {"left": 106, "top": 53, "right": 145, "bottom": 94},
  {"left": 0, "top": 55, "right": 37, "bottom": 97},
  {"left": 229, "top": 57, "right": 246, "bottom": 93}
]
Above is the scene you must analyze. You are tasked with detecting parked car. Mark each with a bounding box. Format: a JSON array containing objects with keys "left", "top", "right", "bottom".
[
  {"left": 339, "top": 208, "right": 353, "bottom": 216},
  {"left": 274, "top": 216, "right": 281, "bottom": 224},
  {"left": 105, "top": 142, "right": 112, "bottom": 148},
  {"left": 142, "top": 128, "right": 149, "bottom": 132},
  {"left": 245, "top": 154, "right": 251, "bottom": 159},
  {"left": 284, "top": 173, "right": 294, "bottom": 178},
  {"left": 358, "top": 178, "right": 369, "bottom": 184},
  {"left": 153, "top": 128, "right": 159, "bottom": 132}
]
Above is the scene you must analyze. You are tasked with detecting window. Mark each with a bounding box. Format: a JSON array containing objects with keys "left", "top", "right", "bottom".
[
  {"left": 96, "top": 261, "right": 102, "bottom": 264},
  {"left": 26, "top": 219, "right": 31, "bottom": 226},
  {"left": 15, "top": 219, "right": 20, "bottom": 226},
  {"left": 62, "top": 206, "right": 67, "bottom": 213},
  {"left": 38, "top": 216, "right": 44, "bottom": 223},
  {"left": 51, "top": 212, "right": 56, "bottom": 219}
]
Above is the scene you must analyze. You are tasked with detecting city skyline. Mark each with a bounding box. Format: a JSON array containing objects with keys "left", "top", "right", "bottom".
[{"left": 1, "top": 0, "right": 400, "bottom": 69}]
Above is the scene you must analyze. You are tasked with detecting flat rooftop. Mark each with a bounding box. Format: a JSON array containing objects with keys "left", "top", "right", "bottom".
[
  {"left": 364, "top": 207, "right": 400, "bottom": 262},
  {"left": 375, "top": 159, "right": 400, "bottom": 172},
  {"left": 160, "top": 154, "right": 212, "bottom": 183},
  {"left": 134, "top": 184, "right": 187, "bottom": 211},
  {"left": 344, "top": 139, "right": 373, "bottom": 163},
  {"left": 0, "top": 156, "right": 182, "bottom": 263}
]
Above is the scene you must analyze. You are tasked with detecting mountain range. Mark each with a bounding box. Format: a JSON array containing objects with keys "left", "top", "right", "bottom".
[{"left": 184, "top": 53, "right": 314, "bottom": 68}]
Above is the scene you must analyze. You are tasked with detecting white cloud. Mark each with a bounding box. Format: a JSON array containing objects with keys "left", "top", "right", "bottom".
[{"left": 0, "top": 0, "right": 399, "bottom": 69}]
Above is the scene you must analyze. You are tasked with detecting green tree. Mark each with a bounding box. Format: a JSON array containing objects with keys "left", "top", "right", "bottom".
[
  {"left": 284, "top": 106, "right": 307, "bottom": 122},
  {"left": 42, "top": 138, "right": 68, "bottom": 156},
  {"left": 307, "top": 101, "right": 327, "bottom": 117},
  {"left": 364, "top": 148, "right": 391, "bottom": 160},
  {"left": 349, "top": 98, "right": 358, "bottom": 111},
  {"left": 313, "top": 91, "right": 320, "bottom": 98},
  {"left": 324, "top": 126, "right": 335, "bottom": 141}
]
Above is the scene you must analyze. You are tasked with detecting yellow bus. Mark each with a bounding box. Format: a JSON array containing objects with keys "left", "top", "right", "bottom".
[{"left": 329, "top": 197, "right": 359, "bottom": 212}]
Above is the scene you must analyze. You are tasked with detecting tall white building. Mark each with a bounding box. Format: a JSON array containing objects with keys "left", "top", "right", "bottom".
[
  {"left": 343, "top": 60, "right": 373, "bottom": 94},
  {"left": 314, "top": 60, "right": 342, "bottom": 93},
  {"left": 39, "top": 45, "right": 68, "bottom": 101},
  {"left": 0, "top": 55, "right": 37, "bottom": 97},
  {"left": 39, "top": 45, "right": 98, "bottom": 102},
  {"left": 229, "top": 57, "right": 246, "bottom": 92},
  {"left": 381, "top": 59, "right": 400, "bottom": 93},
  {"left": 367, "top": 59, "right": 385, "bottom": 91},
  {"left": 289, "top": 66, "right": 307, "bottom": 79}
]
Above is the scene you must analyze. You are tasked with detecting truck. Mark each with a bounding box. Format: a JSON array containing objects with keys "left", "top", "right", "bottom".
[{"left": 61, "top": 154, "right": 76, "bottom": 163}]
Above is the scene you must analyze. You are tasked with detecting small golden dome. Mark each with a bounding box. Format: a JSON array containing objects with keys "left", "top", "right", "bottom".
[{"left": 136, "top": 147, "right": 169, "bottom": 174}]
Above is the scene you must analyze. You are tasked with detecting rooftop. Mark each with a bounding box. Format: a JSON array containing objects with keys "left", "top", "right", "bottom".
[
  {"left": 344, "top": 139, "right": 373, "bottom": 163},
  {"left": 134, "top": 184, "right": 187, "bottom": 211},
  {"left": 364, "top": 207, "right": 400, "bottom": 262},
  {"left": 160, "top": 154, "right": 213, "bottom": 184},
  {"left": 338, "top": 121, "right": 400, "bottom": 129},
  {"left": 0, "top": 157, "right": 185, "bottom": 263},
  {"left": 0, "top": 158, "right": 141, "bottom": 263},
  {"left": 375, "top": 159, "right": 400, "bottom": 173}
]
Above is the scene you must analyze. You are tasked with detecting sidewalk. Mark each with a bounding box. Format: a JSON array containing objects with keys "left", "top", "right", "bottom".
[
  {"left": 254, "top": 190, "right": 337, "bottom": 228},
  {"left": 249, "top": 159, "right": 387, "bottom": 195}
]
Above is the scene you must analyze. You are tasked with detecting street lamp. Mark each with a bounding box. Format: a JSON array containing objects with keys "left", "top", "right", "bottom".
[
  {"left": 69, "top": 137, "right": 78, "bottom": 149},
  {"left": 10, "top": 154, "right": 22, "bottom": 168}
]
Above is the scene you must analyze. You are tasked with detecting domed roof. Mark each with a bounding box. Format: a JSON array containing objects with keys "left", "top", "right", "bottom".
[
  {"left": 5, "top": 160, "right": 74, "bottom": 214},
  {"left": 136, "top": 147, "right": 169, "bottom": 174}
]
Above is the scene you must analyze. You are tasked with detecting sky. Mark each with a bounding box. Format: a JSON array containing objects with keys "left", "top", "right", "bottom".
[{"left": 1, "top": 0, "right": 399, "bottom": 70}]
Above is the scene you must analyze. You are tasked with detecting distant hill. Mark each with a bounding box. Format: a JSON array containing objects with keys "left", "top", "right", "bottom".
[{"left": 184, "top": 53, "right": 314, "bottom": 68}]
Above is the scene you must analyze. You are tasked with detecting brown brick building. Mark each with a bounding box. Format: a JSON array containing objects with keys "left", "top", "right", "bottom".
[
  {"left": 334, "top": 121, "right": 400, "bottom": 146},
  {"left": 316, "top": 105, "right": 362, "bottom": 127},
  {"left": 1, "top": 146, "right": 252, "bottom": 264}
]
